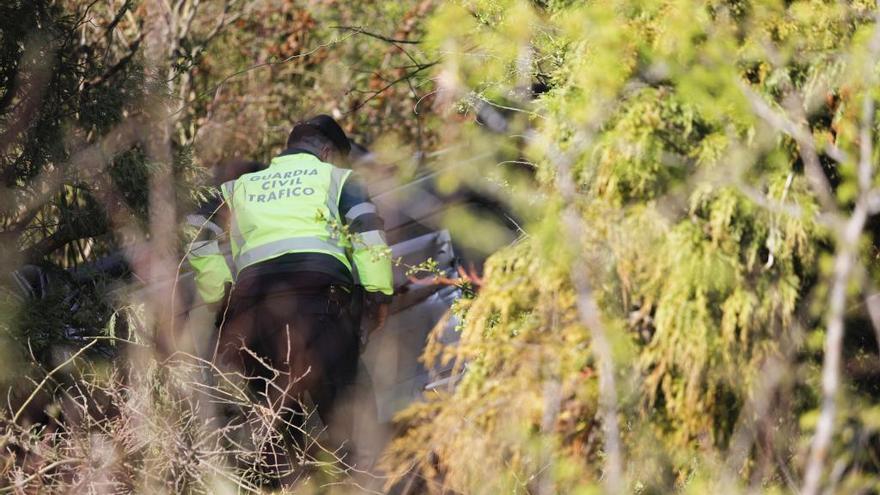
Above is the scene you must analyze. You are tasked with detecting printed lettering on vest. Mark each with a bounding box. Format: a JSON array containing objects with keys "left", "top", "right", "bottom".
[
  {"left": 247, "top": 186, "right": 315, "bottom": 203},
  {"left": 261, "top": 177, "right": 305, "bottom": 190},
  {"left": 250, "top": 168, "right": 319, "bottom": 182},
  {"left": 245, "top": 167, "right": 320, "bottom": 202}
]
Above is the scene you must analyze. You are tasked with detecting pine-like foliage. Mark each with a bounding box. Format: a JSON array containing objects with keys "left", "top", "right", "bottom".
[{"left": 385, "top": 1, "right": 880, "bottom": 492}]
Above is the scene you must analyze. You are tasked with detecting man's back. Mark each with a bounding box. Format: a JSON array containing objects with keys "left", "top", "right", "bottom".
[
  {"left": 215, "top": 116, "right": 391, "bottom": 480},
  {"left": 221, "top": 149, "right": 393, "bottom": 299},
  {"left": 223, "top": 152, "right": 353, "bottom": 282}
]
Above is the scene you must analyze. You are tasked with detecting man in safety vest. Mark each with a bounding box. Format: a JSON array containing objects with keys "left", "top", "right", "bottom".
[{"left": 217, "top": 115, "right": 393, "bottom": 468}]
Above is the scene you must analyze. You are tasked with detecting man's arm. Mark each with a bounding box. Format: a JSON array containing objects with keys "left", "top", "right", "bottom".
[
  {"left": 338, "top": 172, "right": 393, "bottom": 304},
  {"left": 185, "top": 196, "right": 234, "bottom": 305}
]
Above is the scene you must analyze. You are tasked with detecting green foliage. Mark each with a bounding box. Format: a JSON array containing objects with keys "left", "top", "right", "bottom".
[
  {"left": 6, "top": 0, "right": 880, "bottom": 492},
  {"left": 387, "top": 240, "right": 604, "bottom": 494},
  {"left": 0, "top": 0, "right": 211, "bottom": 397},
  {"left": 385, "top": 0, "right": 880, "bottom": 492}
]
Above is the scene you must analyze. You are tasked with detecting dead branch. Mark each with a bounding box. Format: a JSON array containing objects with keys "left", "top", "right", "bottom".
[
  {"left": 331, "top": 25, "right": 424, "bottom": 45},
  {"left": 739, "top": 83, "right": 839, "bottom": 217},
  {"left": 345, "top": 62, "right": 439, "bottom": 115},
  {"left": 800, "top": 5, "right": 880, "bottom": 493},
  {"left": 12, "top": 340, "right": 98, "bottom": 424},
  {"left": 553, "top": 132, "right": 624, "bottom": 495}
]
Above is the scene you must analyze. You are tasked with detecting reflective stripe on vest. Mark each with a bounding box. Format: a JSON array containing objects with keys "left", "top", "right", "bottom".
[
  {"left": 189, "top": 239, "right": 220, "bottom": 256},
  {"left": 221, "top": 180, "right": 245, "bottom": 251},
  {"left": 235, "top": 236, "right": 346, "bottom": 269},
  {"left": 328, "top": 167, "right": 348, "bottom": 220},
  {"left": 345, "top": 202, "right": 377, "bottom": 221},
  {"left": 355, "top": 229, "right": 386, "bottom": 247},
  {"left": 186, "top": 212, "right": 237, "bottom": 278},
  {"left": 185, "top": 214, "right": 223, "bottom": 237}
]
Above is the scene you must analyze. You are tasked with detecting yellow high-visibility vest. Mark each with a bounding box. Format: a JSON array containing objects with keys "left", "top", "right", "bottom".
[{"left": 221, "top": 153, "right": 392, "bottom": 295}]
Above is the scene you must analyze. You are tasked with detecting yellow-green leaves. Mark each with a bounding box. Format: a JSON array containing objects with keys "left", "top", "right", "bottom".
[{"left": 388, "top": 0, "right": 880, "bottom": 491}]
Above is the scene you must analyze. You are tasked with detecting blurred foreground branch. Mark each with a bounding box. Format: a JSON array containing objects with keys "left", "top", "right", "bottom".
[{"left": 739, "top": 6, "right": 880, "bottom": 493}]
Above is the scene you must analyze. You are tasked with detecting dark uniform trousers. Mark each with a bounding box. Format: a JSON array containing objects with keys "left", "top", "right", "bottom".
[{"left": 218, "top": 274, "right": 375, "bottom": 467}]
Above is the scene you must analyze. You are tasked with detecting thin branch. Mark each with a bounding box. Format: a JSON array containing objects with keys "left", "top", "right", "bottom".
[
  {"left": 551, "top": 130, "right": 624, "bottom": 494},
  {"left": 739, "top": 82, "right": 838, "bottom": 215},
  {"left": 168, "top": 32, "right": 357, "bottom": 119},
  {"left": 865, "top": 293, "right": 880, "bottom": 356},
  {"left": 0, "top": 459, "right": 80, "bottom": 494},
  {"left": 177, "top": 0, "right": 203, "bottom": 42},
  {"left": 800, "top": 202, "right": 869, "bottom": 495},
  {"left": 345, "top": 62, "right": 438, "bottom": 114},
  {"left": 20, "top": 217, "right": 106, "bottom": 261},
  {"left": 102, "top": 0, "right": 134, "bottom": 53},
  {"left": 331, "top": 25, "right": 423, "bottom": 44},
  {"left": 12, "top": 339, "right": 98, "bottom": 424},
  {"left": 83, "top": 31, "right": 145, "bottom": 90},
  {"left": 825, "top": 142, "right": 851, "bottom": 166},
  {"left": 801, "top": 5, "right": 880, "bottom": 494}
]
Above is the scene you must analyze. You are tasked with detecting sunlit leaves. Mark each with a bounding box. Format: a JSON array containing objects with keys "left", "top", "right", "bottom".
[{"left": 388, "top": 0, "right": 880, "bottom": 492}]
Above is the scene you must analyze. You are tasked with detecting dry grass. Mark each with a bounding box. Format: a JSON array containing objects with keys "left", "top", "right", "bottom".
[{"left": 0, "top": 342, "right": 382, "bottom": 494}]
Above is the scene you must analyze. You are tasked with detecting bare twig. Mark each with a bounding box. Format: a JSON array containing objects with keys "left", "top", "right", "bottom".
[
  {"left": 801, "top": 201, "right": 868, "bottom": 495},
  {"left": 169, "top": 32, "right": 357, "bottom": 120},
  {"left": 800, "top": 5, "right": 880, "bottom": 493},
  {"left": 331, "top": 25, "right": 423, "bottom": 44},
  {"left": 12, "top": 339, "right": 98, "bottom": 424},
  {"left": 739, "top": 82, "right": 839, "bottom": 216},
  {"left": 83, "top": 31, "right": 145, "bottom": 90},
  {"left": 552, "top": 132, "right": 624, "bottom": 494},
  {"left": 0, "top": 459, "right": 80, "bottom": 494},
  {"left": 865, "top": 293, "right": 880, "bottom": 356},
  {"left": 345, "top": 62, "right": 439, "bottom": 114}
]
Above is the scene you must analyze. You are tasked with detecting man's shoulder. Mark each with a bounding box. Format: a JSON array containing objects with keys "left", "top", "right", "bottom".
[{"left": 272, "top": 151, "right": 346, "bottom": 171}]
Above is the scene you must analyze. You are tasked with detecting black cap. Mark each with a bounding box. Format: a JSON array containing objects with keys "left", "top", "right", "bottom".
[{"left": 287, "top": 114, "right": 351, "bottom": 156}]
